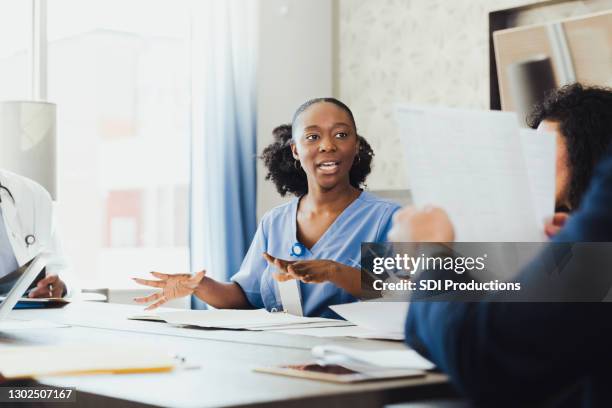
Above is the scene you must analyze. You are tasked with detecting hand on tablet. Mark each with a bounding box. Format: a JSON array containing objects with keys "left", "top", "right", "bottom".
[
  {"left": 28, "top": 274, "right": 66, "bottom": 298},
  {"left": 132, "top": 271, "right": 206, "bottom": 310}
]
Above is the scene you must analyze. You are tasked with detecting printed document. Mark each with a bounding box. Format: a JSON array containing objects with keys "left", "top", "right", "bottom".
[{"left": 396, "top": 105, "right": 556, "bottom": 241}]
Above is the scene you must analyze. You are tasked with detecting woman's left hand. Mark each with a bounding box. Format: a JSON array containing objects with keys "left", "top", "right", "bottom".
[{"left": 263, "top": 253, "right": 338, "bottom": 284}]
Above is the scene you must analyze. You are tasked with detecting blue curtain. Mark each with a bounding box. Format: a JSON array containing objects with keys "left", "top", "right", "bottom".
[{"left": 189, "top": 0, "right": 257, "bottom": 309}]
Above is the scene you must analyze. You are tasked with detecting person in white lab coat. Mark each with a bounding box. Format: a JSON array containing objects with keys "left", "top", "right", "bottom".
[{"left": 0, "top": 169, "right": 71, "bottom": 298}]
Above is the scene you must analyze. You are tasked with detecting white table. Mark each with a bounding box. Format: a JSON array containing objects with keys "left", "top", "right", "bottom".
[{"left": 2, "top": 302, "right": 452, "bottom": 408}]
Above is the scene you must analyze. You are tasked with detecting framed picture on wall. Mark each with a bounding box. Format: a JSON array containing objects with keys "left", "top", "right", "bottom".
[{"left": 489, "top": 1, "right": 612, "bottom": 115}]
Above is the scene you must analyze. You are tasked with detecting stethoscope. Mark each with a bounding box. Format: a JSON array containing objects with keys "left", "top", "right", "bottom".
[
  {"left": 0, "top": 181, "right": 36, "bottom": 248},
  {"left": 290, "top": 242, "right": 307, "bottom": 257}
]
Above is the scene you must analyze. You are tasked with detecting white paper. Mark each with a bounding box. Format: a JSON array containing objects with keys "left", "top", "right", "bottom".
[
  {"left": 519, "top": 128, "right": 557, "bottom": 228},
  {"left": 157, "top": 308, "right": 339, "bottom": 330},
  {"left": 312, "top": 345, "right": 434, "bottom": 370},
  {"left": 273, "top": 325, "right": 404, "bottom": 340},
  {"left": 277, "top": 280, "right": 303, "bottom": 316},
  {"left": 396, "top": 105, "right": 555, "bottom": 242},
  {"left": 330, "top": 301, "right": 409, "bottom": 336},
  {"left": 255, "top": 321, "right": 352, "bottom": 331}
]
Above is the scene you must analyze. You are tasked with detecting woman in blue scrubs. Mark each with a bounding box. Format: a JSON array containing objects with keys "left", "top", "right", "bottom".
[{"left": 134, "top": 98, "right": 399, "bottom": 317}]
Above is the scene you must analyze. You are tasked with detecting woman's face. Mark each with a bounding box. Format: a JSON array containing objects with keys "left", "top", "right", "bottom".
[
  {"left": 291, "top": 102, "right": 360, "bottom": 192},
  {"left": 537, "top": 119, "right": 571, "bottom": 211}
]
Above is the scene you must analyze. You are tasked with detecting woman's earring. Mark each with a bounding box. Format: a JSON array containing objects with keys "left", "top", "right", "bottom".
[
  {"left": 354, "top": 155, "right": 361, "bottom": 165},
  {"left": 294, "top": 159, "right": 301, "bottom": 170}
]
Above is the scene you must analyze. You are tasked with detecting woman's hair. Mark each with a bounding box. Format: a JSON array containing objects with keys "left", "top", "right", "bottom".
[
  {"left": 527, "top": 83, "right": 612, "bottom": 210},
  {"left": 261, "top": 97, "right": 373, "bottom": 197}
]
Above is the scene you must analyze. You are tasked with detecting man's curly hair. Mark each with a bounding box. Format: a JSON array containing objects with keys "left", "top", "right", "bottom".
[
  {"left": 260, "top": 98, "right": 374, "bottom": 197},
  {"left": 527, "top": 83, "right": 612, "bottom": 210}
]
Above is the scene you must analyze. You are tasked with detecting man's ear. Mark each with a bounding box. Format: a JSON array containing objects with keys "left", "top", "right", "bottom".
[{"left": 290, "top": 143, "right": 299, "bottom": 161}]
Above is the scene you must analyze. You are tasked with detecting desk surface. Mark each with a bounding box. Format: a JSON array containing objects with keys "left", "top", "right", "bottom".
[{"left": 3, "top": 302, "right": 452, "bottom": 408}]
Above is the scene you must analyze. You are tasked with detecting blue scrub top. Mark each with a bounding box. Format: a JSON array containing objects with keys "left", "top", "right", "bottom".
[{"left": 232, "top": 191, "right": 400, "bottom": 318}]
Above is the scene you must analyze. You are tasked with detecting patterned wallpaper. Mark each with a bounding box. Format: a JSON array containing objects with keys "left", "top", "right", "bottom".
[{"left": 335, "top": 0, "right": 545, "bottom": 190}]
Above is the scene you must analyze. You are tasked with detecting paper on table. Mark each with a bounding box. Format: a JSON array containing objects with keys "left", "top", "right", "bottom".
[
  {"left": 0, "top": 345, "right": 175, "bottom": 379},
  {"left": 127, "top": 313, "right": 350, "bottom": 330},
  {"left": 396, "top": 105, "right": 554, "bottom": 242},
  {"left": 312, "top": 345, "right": 435, "bottom": 370},
  {"left": 255, "top": 320, "right": 353, "bottom": 331},
  {"left": 128, "top": 314, "right": 165, "bottom": 322},
  {"left": 272, "top": 325, "right": 404, "bottom": 340},
  {"left": 157, "top": 308, "right": 343, "bottom": 330},
  {"left": 330, "top": 301, "right": 409, "bottom": 336}
]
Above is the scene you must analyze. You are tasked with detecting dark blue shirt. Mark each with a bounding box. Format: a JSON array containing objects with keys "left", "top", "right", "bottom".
[{"left": 405, "top": 149, "right": 612, "bottom": 406}]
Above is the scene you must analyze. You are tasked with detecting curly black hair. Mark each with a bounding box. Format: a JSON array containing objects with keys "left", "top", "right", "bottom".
[
  {"left": 527, "top": 83, "right": 612, "bottom": 210},
  {"left": 261, "top": 98, "right": 374, "bottom": 197}
]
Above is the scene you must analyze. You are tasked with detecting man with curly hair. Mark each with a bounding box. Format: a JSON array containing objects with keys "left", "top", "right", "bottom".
[
  {"left": 527, "top": 84, "right": 612, "bottom": 237},
  {"left": 389, "top": 83, "right": 612, "bottom": 406}
]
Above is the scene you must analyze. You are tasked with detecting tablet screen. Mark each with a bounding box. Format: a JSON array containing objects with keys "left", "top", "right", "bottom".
[{"left": 0, "top": 263, "right": 28, "bottom": 298}]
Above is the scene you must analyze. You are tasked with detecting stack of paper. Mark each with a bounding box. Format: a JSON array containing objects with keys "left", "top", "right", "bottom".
[
  {"left": 0, "top": 345, "right": 175, "bottom": 379},
  {"left": 270, "top": 325, "right": 405, "bottom": 340},
  {"left": 330, "top": 302, "right": 409, "bottom": 339},
  {"left": 131, "top": 308, "right": 351, "bottom": 331},
  {"left": 312, "top": 345, "right": 435, "bottom": 371},
  {"left": 270, "top": 302, "right": 409, "bottom": 340},
  {"left": 130, "top": 303, "right": 409, "bottom": 339},
  {"left": 396, "top": 105, "right": 556, "bottom": 242}
]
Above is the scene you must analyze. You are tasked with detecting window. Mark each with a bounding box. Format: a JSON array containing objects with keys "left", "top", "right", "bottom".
[
  {"left": 0, "top": 1, "right": 32, "bottom": 100},
  {"left": 46, "top": 0, "right": 192, "bottom": 288}
]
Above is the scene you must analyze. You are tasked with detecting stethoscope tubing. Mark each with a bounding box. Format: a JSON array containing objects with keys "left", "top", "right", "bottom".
[
  {"left": 0, "top": 182, "right": 36, "bottom": 247},
  {"left": 0, "top": 182, "right": 15, "bottom": 203}
]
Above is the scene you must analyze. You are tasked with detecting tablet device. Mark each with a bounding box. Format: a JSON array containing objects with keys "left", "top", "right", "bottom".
[
  {"left": 255, "top": 362, "right": 424, "bottom": 383},
  {"left": 0, "top": 254, "right": 50, "bottom": 322},
  {"left": 11, "top": 298, "right": 69, "bottom": 309}
]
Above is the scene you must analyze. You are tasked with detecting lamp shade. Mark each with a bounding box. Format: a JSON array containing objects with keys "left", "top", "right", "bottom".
[{"left": 0, "top": 101, "right": 57, "bottom": 200}]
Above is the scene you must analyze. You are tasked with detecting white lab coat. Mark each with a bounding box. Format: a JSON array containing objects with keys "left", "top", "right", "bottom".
[{"left": 0, "top": 169, "right": 73, "bottom": 296}]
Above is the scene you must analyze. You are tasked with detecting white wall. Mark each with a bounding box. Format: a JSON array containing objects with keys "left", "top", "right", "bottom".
[
  {"left": 335, "top": 0, "right": 543, "bottom": 191},
  {"left": 255, "top": 0, "right": 591, "bottom": 213},
  {"left": 256, "top": 0, "right": 333, "bottom": 218},
  {"left": 335, "top": 0, "right": 609, "bottom": 191}
]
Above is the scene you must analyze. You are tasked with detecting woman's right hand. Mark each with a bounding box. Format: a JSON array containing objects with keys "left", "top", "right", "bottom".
[
  {"left": 132, "top": 271, "right": 206, "bottom": 310},
  {"left": 544, "top": 212, "right": 570, "bottom": 238}
]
